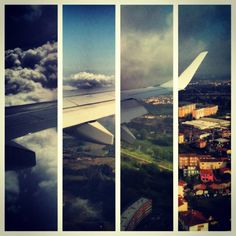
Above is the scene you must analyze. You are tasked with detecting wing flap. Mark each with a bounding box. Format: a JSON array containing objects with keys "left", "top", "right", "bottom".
[
  {"left": 64, "top": 121, "right": 114, "bottom": 145},
  {"left": 121, "top": 99, "right": 148, "bottom": 123},
  {"left": 5, "top": 141, "right": 36, "bottom": 170},
  {"left": 121, "top": 124, "right": 136, "bottom": 144}
]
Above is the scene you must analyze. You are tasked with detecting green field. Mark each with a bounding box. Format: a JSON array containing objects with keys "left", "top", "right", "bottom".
[
  {"left": 121, "top": 148, "right": 173, "bottom": 231},
  {"left": 121, "top": 147, "right": 172, "bottom": 171}
]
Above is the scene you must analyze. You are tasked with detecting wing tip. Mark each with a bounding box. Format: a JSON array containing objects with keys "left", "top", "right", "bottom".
[
  {"left": 179, "top": 51, "right": 208, "bottom": 91},
  {"left": 199, "top": 51, "right": 208, "bottom": 58}
]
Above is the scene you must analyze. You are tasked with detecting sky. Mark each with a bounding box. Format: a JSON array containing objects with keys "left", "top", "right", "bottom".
[
  {"left": 5, "top": 5, "right": 58, "bottom": 105},
  {"left": 179, "top": 5, "right": 231, "bottom": 80},
  {"left": 5, "top": 5, "right": 57, "bottom": 230},
  {"left": 63, "top": 5, "right": 115, "bottom": 88},
  {"left": 5, "top": 5, "right": 57, "bottom": 50},
  {"left": 121, "top": 5, "right": 173, "bottom": 90}
]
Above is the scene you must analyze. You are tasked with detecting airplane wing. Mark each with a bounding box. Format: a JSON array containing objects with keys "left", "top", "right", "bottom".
[
  {"left": 5, "top": 101, "right": 57, "bottom": 141},
  {"left": 5, "top": 89, "right": 115, "bottom": 170},
  {"left": 5, "top": 101, "right": 57, "bottom": 170},
  {"left": 63, "top": 89, "right": 115, "bottom": 145},
  {"left": 121, "top": 51, "right": 208, "bottom": 143}
]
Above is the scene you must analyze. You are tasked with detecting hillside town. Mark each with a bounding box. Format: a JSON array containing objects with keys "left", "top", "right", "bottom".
[{"left": 178, "top": 82, "right": 231, "bottom": 231}]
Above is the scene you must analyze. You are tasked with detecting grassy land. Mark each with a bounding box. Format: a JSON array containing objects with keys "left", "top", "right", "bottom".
[
  {"left": 121, "top": 148, "right": 172, "bottom": 171},
  {"left": 120, "top": 104, "right": 173, "bottom": 230},
  {"left": 121, "top": 149, "right": 173, "bottom": 231}
]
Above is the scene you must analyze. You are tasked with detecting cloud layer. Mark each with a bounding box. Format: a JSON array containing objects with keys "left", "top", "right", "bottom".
[
  {"left": 5, "top": 41, "right": 57, "bottom": 106},
  {"left": 5, "top": 129, "right": 58, "bottom": 229},
  {"left": 64, "top": 72, "right": 114, "bottom": 90},
  {"left": 16, "top": 128, "right": 57, "bottom": 191},
  {"left": 121, "top": 6, "right": 173, "bottom": 90}
]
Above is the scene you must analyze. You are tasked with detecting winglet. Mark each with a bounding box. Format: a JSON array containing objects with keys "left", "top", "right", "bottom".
[{"left": 179, "top": 51, "right": 208, "bottom": 90}]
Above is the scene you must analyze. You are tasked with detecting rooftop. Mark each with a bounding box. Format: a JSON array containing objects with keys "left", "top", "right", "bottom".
[
  {"left": 209, "top": 183, "right": 230, "bottom": 190},
  {"left": 179, "top": 102, "right": 196, "bottom": 107},
  {"left": 179, "top": 180, "right": 187, "bottom": 187},
  {"left": 214, "top": 138, "right": 230, "bottom": 143},
  {"left": 194, "top": 184, "right": 207, "bottom": 191},
  {"left": 178, "top": 195, "right": 187, "bottom": 207},
  {"left": 182, "top": 118, "right": 230, "bottom": 130},
  {"left": 200, "top": 169, "right": 214, "bottom": 175},
  {"left": 179, "top": 210, "right": 208, "bottom": 227},
  {"left": 195, "top": 104, "right": 218, "bottom": 109}
]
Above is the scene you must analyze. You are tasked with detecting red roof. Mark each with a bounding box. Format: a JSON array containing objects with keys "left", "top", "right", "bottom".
[
  {"left": 178, "top": 196, "right": 187, "bottom": 207},
  {"left": 178, "top": 196, "right": 184, "bottom": 207},
  {"left": 210, "top": 183, "right": 228, "bottom": 190},
  {"left": 200, "top": 169, "right": 213, "bottom": 175},
  {"left": 179, "top": 180, "right": 187, "bottom": 187},
  {"left": 179, "top": 210, "right": 208, "bottom": 227},
  {"left": 220, "top": 167, "right": 230, "bottom": 173},
  {"left": 194, "top": 184, "right": 207, "bottom": 191}
]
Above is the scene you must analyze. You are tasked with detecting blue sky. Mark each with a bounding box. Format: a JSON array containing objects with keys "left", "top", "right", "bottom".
[
  {"left": 179, "top": 5, "right": 231, "bottom": 80},
  {"left": 63, "top": 5, "right": 115, "bottom": 77}
]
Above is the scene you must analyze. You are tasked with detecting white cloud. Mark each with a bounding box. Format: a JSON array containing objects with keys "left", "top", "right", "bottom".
[
  {"left": 15, "top": 128, "right": 57, "bottom": 192},
  {"left": 5, "top": 42, "right": 57, "bottom": 106},
  {"left": 70, "top": 197, "right": 101, "bottom": 220},
  {"left": 5, "top": 87, "right": 57, "bottom": 106},
  {"left": 5, "top": 171, "right": 19, "bottom": 195},
  {"left": 121, "top": 13, "right": 173, "bottom": 90},
  {"left": 179, "top": 37, "right": 207, "bottom": 75},
  {"left": 64, "top": 72, "right": 114, "bottom": 90}
]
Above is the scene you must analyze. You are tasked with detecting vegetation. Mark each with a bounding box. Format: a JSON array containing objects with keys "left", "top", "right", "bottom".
[
  {"left": 121, "top": 157, "right": 173, "bottom": 230},
  {"left": 121, "top": 105, "right": 173, "bottom": 230}
]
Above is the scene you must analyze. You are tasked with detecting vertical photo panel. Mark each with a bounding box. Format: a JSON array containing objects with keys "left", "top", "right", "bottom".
[
  {"left": 5, "top": 5, "right": 58, "bottom": 231},
  {"left": 63, "top": 5, "right": 115, "bottom": 231},
  {"left": 120, "top": 5, "right": 173, "bottom": 231},
  {"left": 178, "top": 5, "right": 231, "bottom": 231}
]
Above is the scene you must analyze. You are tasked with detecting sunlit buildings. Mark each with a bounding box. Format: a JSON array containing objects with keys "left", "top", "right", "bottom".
[
  {"left": 200, "top": 169, "right": 214, "bottom": 182},
  {"left": 192, "top": 105, "right": 218, "bottom": 119},
  {"left": 179, "top": 153, "right": 200, "bottom": 169},
  {"left": 199, "top": 156, "right": 226, "bottom": 170},
  {"left": 179, "top": 103, "right": 196, "bottom": 118},
  {"left": 179, "top": 103, "right": 218, "bottom": 119},
  {"left": 178, "top": 196, "right": 188, "bottom": 212},
  {"left": 178, "top": 133, "right": 184, "bottom": 144},
  {"left": 178, "top": 180, "right": 187, "bottom": 197}
]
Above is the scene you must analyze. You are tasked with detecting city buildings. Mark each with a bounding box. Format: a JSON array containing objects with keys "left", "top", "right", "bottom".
[
  {"left": 178, "top": 82, "right": 231, "bottom": 231},
  {"left": 178, "top": 103, "right": 218, "bottom": 119},
  {"left": 179, "top": 210, "right": 209, "bottom": 231}
]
